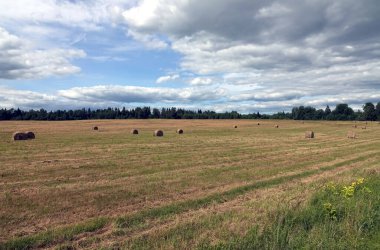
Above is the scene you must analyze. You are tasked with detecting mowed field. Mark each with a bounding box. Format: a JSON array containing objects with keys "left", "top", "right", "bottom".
[{"left": 0, "top": 119, "right": 379, "bottom": 249}]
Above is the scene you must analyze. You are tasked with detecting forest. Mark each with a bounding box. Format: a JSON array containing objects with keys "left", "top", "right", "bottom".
[{"left": 0, "top": 102, "right": 379, "bottom": 121}]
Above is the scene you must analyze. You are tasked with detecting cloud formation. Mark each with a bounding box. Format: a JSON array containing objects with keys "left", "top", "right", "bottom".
[
  {"left": 0, "top": 27, "right": 85, "bottom": 79},
  {"left": 1, "top": 84, "right": 379, "bottom": 113},
  {"left": 120, "top": 0, "right": 380, "bottom": 111},
  {"left": 0, "top": 0, "right": 379, "bottom": 112},
  {"left": 156, "top": 74, "right": 179, "bottom": 83},
  {"left": 190, "top": 77, "right": 213, "bottom": 86},
  {"left": 0, "top": 86, "right": 58, "bottom": 109},
  {"left": 0, "top": 0, "right": 128, "bottom": 31},
  {"left": 58, "top": 85, "right": 225, "bottom": 104}
]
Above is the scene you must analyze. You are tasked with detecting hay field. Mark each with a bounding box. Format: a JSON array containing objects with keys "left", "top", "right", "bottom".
[{"left": 0, "top": 119, "right": 379, "bottom": 249}]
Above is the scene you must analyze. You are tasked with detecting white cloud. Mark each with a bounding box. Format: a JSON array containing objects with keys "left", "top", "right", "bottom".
[
  {"left": 0, "top": 27, "right": 86, "bottom": 79},
  {"left": 0, "top": 86, "right": 58, "bottom": 109},
  {"left": 156, "top": 74, "right": 179, "bottom": 83},
  {"left": 0, "top": 0, "right": 131, "bottom": 31},
  {"left": 58, "top": 85, "right": 225, "bottom": 104},
  {"left": 0, "top": 0, "right": 138, "bottom": 74},
  {"left": 0, "top": 84, "right": 226, "bottom": 110},
  {"left": 122, "top": 0, "right": 163, "bottom": 29},
  {"left": 1, "top": 83, "right": 379, "bottom": 113},
  {"left": 190, "top": 77, "right": 213, "bottom": 86},
  {"left": 127, "top": 30, "right": 168, "bottom": 50}
]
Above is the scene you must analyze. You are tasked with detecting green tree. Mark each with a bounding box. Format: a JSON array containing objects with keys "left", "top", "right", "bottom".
[
  {"left": 152, "top": 108, "right": 160, "bottom": 118},
  {"left": 376, "top": 102, "right": 380, "bottom": 121},
  {"left": 324, "top": 105, "right": 331, "bottom": 119},
  {"left": 363, "top": 102, "right": 376, "bottom": 121},
  {"left": 332, "top": 104, "right": 355, "bottom": 120}
]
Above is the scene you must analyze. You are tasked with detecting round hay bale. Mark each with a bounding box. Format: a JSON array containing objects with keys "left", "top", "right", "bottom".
[
  {"left": 154, "top": 130, "right": 164, "bottom": 137},
  {"left": 347, "top": 131, "right": 356, "bottom": 139},
  {"left": 93, "top": 126, "right": 98, "bottom": 131},
  {"left": 275, "top": 125, "right": 279, "bottom": 128},
  {"left": 131, "top": 129, "right": 139, "bottom": 135},
  {"left": 234, "top": 125, "right": 238, "bottom": 128},
  {"left": 13, "top": 132, "right": 27, "bottom": 141},
  {"left": 177, "top": 129, "right": 184, "bottom": 134},
  {"left": 305, "top": 131, "right": 314, "bottom": 139},
  {"left": 25, "top": 131, "right": 35, "bottom": 139}
]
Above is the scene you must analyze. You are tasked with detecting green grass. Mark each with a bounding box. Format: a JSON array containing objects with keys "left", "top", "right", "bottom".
[
  {"left": 0, "top": 218, "right": 108, "bottom": 250},
  {"left": 125, "top": 213, "right": 234, "bottom": 250},
  {"left": 202, "top": 171, "right": 380, "bottom": 250},
  {"left": 115, "top": 152, "right": 377, "bottom": 229}
]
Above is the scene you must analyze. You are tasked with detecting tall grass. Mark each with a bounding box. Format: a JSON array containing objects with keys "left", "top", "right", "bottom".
[{"left": 203, "top": 171, "right": 380, "bottom": 249}]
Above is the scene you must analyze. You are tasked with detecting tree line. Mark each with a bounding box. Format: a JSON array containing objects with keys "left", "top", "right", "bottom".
[
  {"left": 0, "top": 102, "right": 379, "bottom": 121},
  {"left": 290, "top": 102, "right": 380, "bottom": 121}
]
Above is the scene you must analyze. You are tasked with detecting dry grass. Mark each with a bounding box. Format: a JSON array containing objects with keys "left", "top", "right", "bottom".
[
  {"left": 347, "top": 131, "right": 356, "bottom": 139},
  {"left": 0, "top": 119, "right": 379, "bottom": 249}
]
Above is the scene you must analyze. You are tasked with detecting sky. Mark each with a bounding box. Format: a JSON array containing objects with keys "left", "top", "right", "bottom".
[{"left": 0, "top": 0, "right": 379, "bottom": 113}]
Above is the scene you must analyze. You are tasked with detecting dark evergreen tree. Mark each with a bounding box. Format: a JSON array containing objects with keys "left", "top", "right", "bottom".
[
  {"left": 324, "top": 105, "right": 331, "bottom": 119},
  {"left": 376, "top": 102, "right": 380, "bottom": 121},
  {"left": 151, "top": 108, "right": 160, "bottom": 118}
]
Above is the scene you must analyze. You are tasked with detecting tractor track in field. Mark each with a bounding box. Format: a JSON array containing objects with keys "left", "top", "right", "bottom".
[
  {"left": 4, "top": 150, "right": 378, "bottom": 249},
  {"left": 62, "top": 153, "right": 380, "bottom": 249}
]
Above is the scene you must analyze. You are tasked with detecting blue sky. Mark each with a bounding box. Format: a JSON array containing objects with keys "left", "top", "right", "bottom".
[{"left": 0, "top": 0, "right": 379, "bottom": 113}]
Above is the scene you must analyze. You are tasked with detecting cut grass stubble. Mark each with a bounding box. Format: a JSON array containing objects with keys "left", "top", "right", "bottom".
[{"left": 3, "top": 151, "right": 376, "bottom": 249}]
